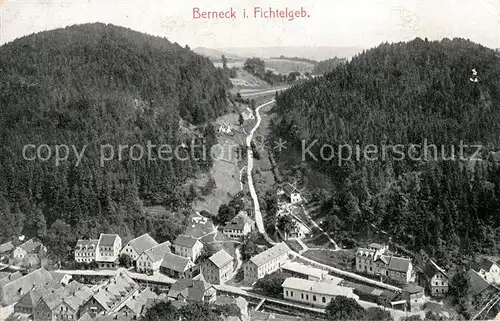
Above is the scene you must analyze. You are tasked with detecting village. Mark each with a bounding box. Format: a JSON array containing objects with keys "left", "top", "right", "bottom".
[{"left": 1, "top": 174, "right": 500, "bottom": 321}]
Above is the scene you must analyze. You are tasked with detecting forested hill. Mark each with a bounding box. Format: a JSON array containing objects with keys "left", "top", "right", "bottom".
[
  {"left": 0, "top": 23, "right": 229, "bottom": 251},
  {"left": 275, "top": 38, "right": 500, "bottom": 262}
]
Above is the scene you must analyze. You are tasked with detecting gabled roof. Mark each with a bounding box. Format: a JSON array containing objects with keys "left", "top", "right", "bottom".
[
  {"left": 98, "top": 234, "right": 120, "bottom": 247},
  {"left": 168, "top": 277, "right": 213, "bottom": 302},
  {"left": 208, "top": 249, "right": 233, "bottom": 269},
  {"left": 472, "top": 258, "right": 498, "bottom": 273},
  {"left": 142, "top": 241, "right": 171, "bottom": 262},
  {"left": 368, "top": 243, "right": 385, "bottom": 250},
  {"left": 0, "top": 241, "right": 14, "bottom": 253},
  {"left": 91, "top": 270, "right": 138, "bottom": 311},
  {"left": 248, "top": 243, "right": 290, "bottom": 267},
  {"left": 468, "top": 270, "right": 497, "bottom": 296},
  {"left": 123, "top": 288, "right": 157, "bottom": 314},
  {"left": 78, "top": 313, "right": 94, "bottom": 321},
  {"left": 19, "top": 239, "right": 44, "bottom": 254},
  {"left": 221, "top": 211, "right": 254, "bottom": 230},
  {"left": 388, "top": 256, "right": 411, "bottom": 273},
  {"left": 125, "top": 234, "right": 158, "bottom": 255},
  {"left": 1, "top": 268, "right": 55, "bottom": 305},
  {"left": 403, "top": 284, "right": 424, "bottom": 294},
  {"left": 161, "top": 252, "right": 193, "bottom": 273},
  {"left": 173, "top": 235, "right": 200, "bottom": 249},
  {"left": 75, "top": 239, "right": 98, "bottom": 251},
  {"left": 282, "top": 183, "right": 299, "bottom": 197},
  {"left": 422, "top": 260, "right": 447, "bottom": 279}
]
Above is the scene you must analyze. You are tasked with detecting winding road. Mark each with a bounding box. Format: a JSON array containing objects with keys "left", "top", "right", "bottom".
[{"left": 245, "top": 99, "right": 276, "bottom": 245}]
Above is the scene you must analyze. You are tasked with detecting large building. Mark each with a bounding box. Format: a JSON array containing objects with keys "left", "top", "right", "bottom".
[
  {"left": 280, "top": 261, "right": 327, "bottom": 282},
  {"left": 96, "top": 234, "right": 122, "bottom": 269},
  {"left": 221, "top": 211, "right": 254, "bottom": 239},
  {"left": 243, "top": 243, "right": 291, "bottom": 284},
  {"left": 74, "top": 239, "right": 98, "bottom": 263},
  {"left": 173, "top": 235, "right": 203, "bottom": 262},
  {"left": 282, "top": 277, "right": 358, "bottom": 308},
  {"left": 120, "top": 234, "right": 158, "bottom": 263},
  {"left": 201, "top": 249, "right": 234, "bottom": 285},
  {"left": 419, "top": 260, "right": 449, "bottom": 297},
  {"left": 355, "top": 244, "right": 413, "bottom": 284},
  {"left": 136, "top": 241, "right": 171, "bottom": 274}
]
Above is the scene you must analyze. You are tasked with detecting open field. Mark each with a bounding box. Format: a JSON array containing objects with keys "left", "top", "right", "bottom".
[
  {"left": 264, "top": 58, "right": 315, "bottom": 74},
  {"left": 230, "top": 69, "right": 269, "bottom": 88},
  {"left": 302, "top": 249, "right": 355, "bottom": 271}
]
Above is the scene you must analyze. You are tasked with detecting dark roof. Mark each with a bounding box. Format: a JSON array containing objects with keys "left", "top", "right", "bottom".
[
  {"left": 282, "top": 183, "right": 299, "bottom": 197},
  {"left": 126, "top": 234, "right": 158, "bottom": 255},
  {"left": 161, "top": 252, "right": 192, "bottom": 272},
  {"left": 173, "top": 235, "right": 200, "bottom": 248},
  {"left": 388, "top": 256, "right": 412, "bottom": 273},
  {"left": 168, "top": 277, "right": 213, "bottom": 302},
  {"left": 75, "top": 239, "right": 98, "bottom": 251},
  {"left": 472, "top": 258, "right": 498, "bottom": 273},
  {"left": 467, "top": 270, "right": 498, "bottom": 296},
  {"left": 98, "top": 234, "right": 119, "bottom": 247},
  {"left": 221, "top": 211, "right": 254, "bottom": 230}
]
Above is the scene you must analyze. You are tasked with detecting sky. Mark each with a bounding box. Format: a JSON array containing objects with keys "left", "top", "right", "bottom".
[{"left": 0, "top": 0, "right": 499, "bottom": 49}]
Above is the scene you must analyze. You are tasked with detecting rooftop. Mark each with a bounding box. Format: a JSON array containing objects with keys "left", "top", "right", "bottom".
[
  {"left": 142, "top": 241, "right": 172, "bottom": 262},
  {"left": 249, "top": 243, "right": 290, "bottom": 267},
  {"left": 98, "top": 234, "right": 120, "bottom": 247},
  {"left": 208, "top": 249, "right": 233, "bottom": 269},
  {"left": 126, "top": 234, "right": 158, "bottom": 255},
  {"left": 281, "top": 261, "right": 326, "bottom": 280},
  {"left": 168, "top": 276, "right": 213, "bottom": 302},
  {"left": 161, "top": 252, "right": 192, "bottom": 272},
  {"left": 282, "top": 277, "right": 356, "bottom": 298},
  {"left": 173, "top": 235, "right": 200, "bottom": 248}
]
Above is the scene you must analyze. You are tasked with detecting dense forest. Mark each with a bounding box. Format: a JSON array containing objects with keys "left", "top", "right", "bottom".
[
  {"left": 0, "top": 23, "right": 229, "bottom": 255},
  {"left": 275, "top": 38, "right": 500, "bottom": 264},
  {"left": 311, "top": 57, "right": 347, "bottom": 74}
]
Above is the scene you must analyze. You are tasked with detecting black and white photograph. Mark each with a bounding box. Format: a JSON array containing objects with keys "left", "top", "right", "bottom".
[{"left": 0, "top": 1, "right": 499, "bottom": 320}]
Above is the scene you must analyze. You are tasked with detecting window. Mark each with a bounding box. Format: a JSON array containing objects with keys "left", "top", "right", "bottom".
[
  {"left": 301, "top": 294, "right": 304, "bottom": 299},
  {"left": 322, "top": 297, "right": 326, "bottom": 303},
  {"left": 290, "top": 291, "right": 293, "bottom": 297},
  {"left": 286, "top": 290, "right": 289, "bottom": 296},
  {"left": 313, "top": 295, "right": 316, "bottom": 301}
]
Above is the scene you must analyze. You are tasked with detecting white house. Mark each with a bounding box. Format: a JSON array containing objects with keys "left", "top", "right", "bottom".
[
  {"left": 277, "top": 183, "right": 302, "bottom": 205},
  {"left": 13, "top": 238, "right": 46, "bottom": 267},
  {"left": 282, "top": 277, "right": 358, "bottom": 308},
  {"left": 136, "top": 241, "right": 172, "bottom": 274},
  {"left": 221, "top": 211, "right": 255, "bottom": 239},
  {"left": 74, "top": 239, "right": 98, "bottom": 263},
  {"left": 243, "top": 243, "right": 291, "bottom": 285},
  {"left": 472, "top": 258, "right": 500, "bottom": 284},
  {"left": 173, "top": 235, "right": 204, "bottom": 262},
  {"left": 120, "top": 234, "right": 158, "bottom": 262},
  {"left": 201, "top": 249, "right": 234, "bottom": 285},
  {"left": 96, "top": 234, "right": 122, "bottom": 269}
]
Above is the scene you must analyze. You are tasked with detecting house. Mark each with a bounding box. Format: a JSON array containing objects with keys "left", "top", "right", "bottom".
[
  {"left": 13, "top": 279, "right": 69, "bottom": 315},
  {"left": 74, "top": 239, "right": 98, "bottom": 263},
  {"left": 282, "top": 277, "right": 358, "bottom": 307},
  {"left": 136, "top": 241, "right": 171, "bottom": 274},
  {"left": 217, "top": 123, "right": 232, "bottom": 134},
  {"left": 419, "top": 260, "right": 449, "bottom": 297},
  {"left": 96, "top": 234, "right": 122, "bottom": 269},
  {"left": 120, "top": 234, "right": 158, "bottom": 263},
  {"left": 242, "top": 107, "right": 254, "bottom": 120},
  {"left": 472, "top": 258, "right": 500, "bottom": 284},
  {"left": 0, "top": 267, "right": 54, "bottom": 306},
  {"left": 467, "top": 269, "right": 500, "bottom": 304},
  {"left": 243, "top": 242, "right": 291, "bottom": 284},
  {"left": 79, "top": 270, "right": 139, "bottom": 317},
  {"left": 401, "top": 284, "right": 425, "bottom": 312},
  {"left": 201, "top": 249, "right": 234, "bottom": 285},
  {"left": 13, "top": 238, "right": 46, "bottom": 267},
  {"left": 221, "top": 211, "right": 254, "bottom": 239},
  {"left": 277, "top": 183, "right": 302, "bottom": 204},
  {"left": 33, "top": 283, "right": 94, "bottom": 321},
  {"left": 0, "top": 241, "right": 14, "bottom": 256},
  {"left": 116, "top": 287, "right": 157, "bottom": 320},
  {"left": 213, "top": 296, "right": 249, "bottom": 321},
  {"left": 355, "top": 245, "right": 413, "bottom": 284},
  {"left": 276, "top": 207, "right": 311, "bottom": 240},
  {"left": 167, "top": 275, "right": 216, "bottom": 303},
  {"left": 280, "top": 261, "right": 327, "bottom": 282},
  {"left": 160, "top": 252, "right": 196, "bottom": 279},
  {"left": 173, "top": 235, "right": 203, "bottom": 262}
]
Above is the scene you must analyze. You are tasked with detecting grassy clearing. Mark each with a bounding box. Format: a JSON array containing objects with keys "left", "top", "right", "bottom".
[
  {"left": 264, "top": 58, "right": 315, "bottom": 74},
  {"left": 302, "top": 249, "right": 355, "bottom": 271}
]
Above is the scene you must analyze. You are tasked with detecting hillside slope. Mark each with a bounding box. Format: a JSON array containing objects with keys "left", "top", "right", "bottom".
[
  {"left": 275, "top": 38, "right": 500, "bottom": 260},
  {"left": 0, "top": 23, "right": 229, "bottom": 251}
]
